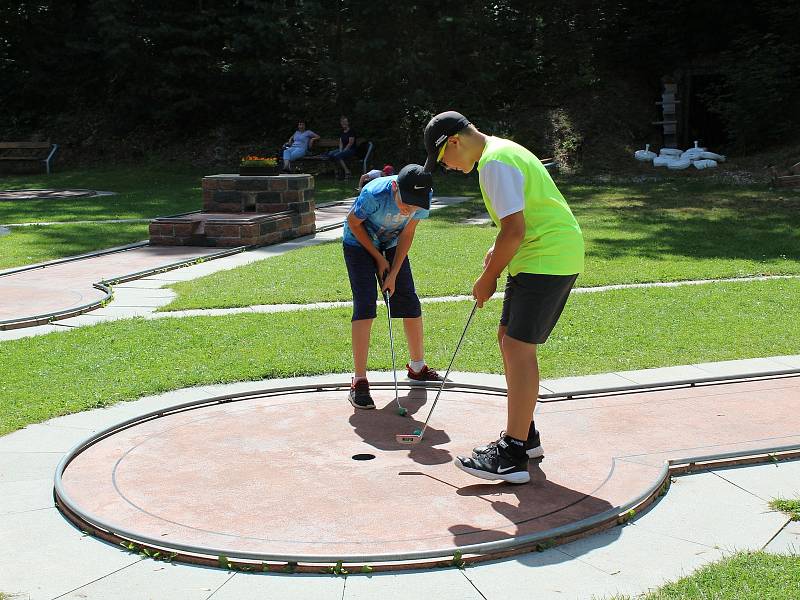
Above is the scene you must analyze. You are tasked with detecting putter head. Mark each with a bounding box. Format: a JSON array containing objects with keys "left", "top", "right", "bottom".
[{"left": 396, "top": 433, "right": 422, "bottom": 444}]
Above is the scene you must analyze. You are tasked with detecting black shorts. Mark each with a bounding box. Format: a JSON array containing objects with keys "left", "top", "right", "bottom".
[
  {"left": 343, "top": 243, "right": 422, "bottom": 321},
  {"left": 500, "top": 273, "right": 578, "bottom": 344}
]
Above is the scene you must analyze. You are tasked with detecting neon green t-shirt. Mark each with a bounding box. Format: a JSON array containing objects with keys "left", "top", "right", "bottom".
[{"left": 477, "top": 136, "right": 584, "bottom": 276}]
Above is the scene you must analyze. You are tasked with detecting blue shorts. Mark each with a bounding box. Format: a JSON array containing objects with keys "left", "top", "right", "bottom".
[
  {"left": 343, "top": 243, "right": 422, "bottom": 321},
  {"left": 283, "top": 147, "right": 306, "bottom": 161}
]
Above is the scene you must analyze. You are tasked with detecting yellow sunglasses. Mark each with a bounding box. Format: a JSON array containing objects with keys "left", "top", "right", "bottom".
[{"left": 436, "top": 134, "right": 457, "bottom": 165}]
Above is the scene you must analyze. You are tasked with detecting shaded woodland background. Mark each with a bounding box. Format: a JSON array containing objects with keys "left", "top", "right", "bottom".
[{"left": 2, "top": 1, "right": 798, "bottom": 168}]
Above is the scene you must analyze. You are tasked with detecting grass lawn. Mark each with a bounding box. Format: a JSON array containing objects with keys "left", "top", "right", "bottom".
[
  {"left": 161, "top": 177, "right": 800, "bottom": 311},
  {"left": 770, "top": 498, "right": 800, "bottom": 521},
  {"left": 0, "top": 222, "right": 149, "bottom": 270},
  {"left": 0, "top": 165, "right": 205, "bottom": 270},
  {"left": 0, "top": 165, "right": 368, "bottom": 269},
  {"left": 0, "top": 165, "right": 205, "bottom": 223},
  {"left": 607, "top": 551, "right": 800, "bottom": 600},
  {"left": 2, "top": 278, "right": 798, "bottom": 435}
]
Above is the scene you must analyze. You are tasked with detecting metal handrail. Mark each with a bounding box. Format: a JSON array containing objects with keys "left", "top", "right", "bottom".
[{"left": 43, "top": 143, "right": 59, "bottom": 174}]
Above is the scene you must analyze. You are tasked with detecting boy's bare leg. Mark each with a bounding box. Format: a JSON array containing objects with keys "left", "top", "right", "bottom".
[
  {"left": 402, "top": 316, "right": 424, "bottom": 363},
  {"left": 352, "top": 318, "right": 374, "bottom": 376},
  {"left": 497, "top": 325, "right": 510, "bottom": 374},
  {"left": 501, "top": 333, "right": 539, "bottom": 441}
]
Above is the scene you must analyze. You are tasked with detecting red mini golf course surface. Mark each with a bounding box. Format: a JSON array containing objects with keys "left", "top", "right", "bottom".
[{"left": 55, "top": 376, "right": 800, "bottom": 570}]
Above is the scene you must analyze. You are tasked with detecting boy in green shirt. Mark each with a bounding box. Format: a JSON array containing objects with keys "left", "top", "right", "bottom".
[{"left": 424, "top": 111, "right": 584, "bottom": 484}]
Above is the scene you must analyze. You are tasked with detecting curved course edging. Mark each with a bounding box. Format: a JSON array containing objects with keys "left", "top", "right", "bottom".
[{"left": 0, "top": 245, "right": 245, "bottom": 330}]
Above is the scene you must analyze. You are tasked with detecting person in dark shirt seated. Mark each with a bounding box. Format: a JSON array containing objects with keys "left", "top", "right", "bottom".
[{"left": 327, "top": 115, "right": 357, "bottom": 179}]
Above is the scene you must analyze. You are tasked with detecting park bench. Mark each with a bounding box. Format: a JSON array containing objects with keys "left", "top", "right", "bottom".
[
  {"left": 540, "top": 157, "right": 556, "bottom": 171},
  {"left": 768, "top": 160, "right": 800, "bottom": 189},
  {"left": 0, "top": 141, "right": 59, "bottom": 174},
  {"left": 294, "top": 138, "right": 374, "bottom": 176}
]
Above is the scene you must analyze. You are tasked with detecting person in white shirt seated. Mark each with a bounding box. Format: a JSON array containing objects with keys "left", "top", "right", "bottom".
[{"left": 356, "top": 164, "right": 394, "bottom": 191}]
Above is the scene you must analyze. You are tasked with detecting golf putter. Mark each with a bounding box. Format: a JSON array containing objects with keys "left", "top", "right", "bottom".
[
  {"left": 396, "top": 300, "right": 478, "bottom": 444},
  {"left": 378, "top": 272, "right": 406, "bottom": 416}
]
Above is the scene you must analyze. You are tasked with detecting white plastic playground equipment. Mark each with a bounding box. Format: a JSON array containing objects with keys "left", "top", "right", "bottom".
[
  {"left": 635, "top": 141, "right": 726, "bottom": 170},
  {"left": 634, "top": 144, "right": 657, "bottom": 161}
]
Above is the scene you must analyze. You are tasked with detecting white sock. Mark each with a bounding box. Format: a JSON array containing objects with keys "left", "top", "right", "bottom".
[{"left": 409, "top": 359, "right": 425, "bottom": 373}]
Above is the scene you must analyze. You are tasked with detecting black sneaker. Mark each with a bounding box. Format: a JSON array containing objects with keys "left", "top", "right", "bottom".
[
  {"left": 455, "top": 439, "right": 530, "bottom": 484},
  {"left": 472, "top": 424, "right": 544, "bottom": 460},
  {"left": 348, "top": 379, "right": 375, "bottom": 410}
]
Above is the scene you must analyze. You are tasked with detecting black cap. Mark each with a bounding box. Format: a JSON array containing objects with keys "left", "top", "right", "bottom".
[
  {"left": 396, "top": 164, "right": 432, "bottom": 210},
  {"left": 423, "top": 111, "right": 471, "bottom": 172}
]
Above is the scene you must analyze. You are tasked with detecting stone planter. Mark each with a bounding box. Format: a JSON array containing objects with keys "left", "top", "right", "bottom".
[{"left": 149, "top": 173, "right": 316, "bottom": 247}]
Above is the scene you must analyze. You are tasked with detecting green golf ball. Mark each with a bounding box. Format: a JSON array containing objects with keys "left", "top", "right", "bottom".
[
  {"left": 398, "top": 407, "right": 408, "bottom": 416},
  {"left": 413, "top": 429, "right": 422, "bottom": 435}
]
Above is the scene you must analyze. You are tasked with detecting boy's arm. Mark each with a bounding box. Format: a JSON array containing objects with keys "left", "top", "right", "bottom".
[
  {"left": 347, "top": 212, "right": 390, "bottom": 277},
  {"left": 484, "top": 212, "right": 525, "bottom": 278},
  {"left": 382, "top": 219, "right": 419, "bottom": 294},
  {"left": 473, "top": 160, "right": 527, "bottom": 307},
  {"left": 473, "top": 212, "right": 525, "bottom": 306}
]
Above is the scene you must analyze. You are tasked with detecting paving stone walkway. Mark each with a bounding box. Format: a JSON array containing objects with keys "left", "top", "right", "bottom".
[{"left": 0, "top": 189, "right": 114, "bottom": 201}]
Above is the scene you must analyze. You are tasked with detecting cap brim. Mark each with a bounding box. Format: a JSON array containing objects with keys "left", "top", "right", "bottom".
[
  {"left": 423, "top": 153, "right": 437, "bottom": 174},
  {"left": 399, "top": 188, "right": 431, "bottom": 211}
]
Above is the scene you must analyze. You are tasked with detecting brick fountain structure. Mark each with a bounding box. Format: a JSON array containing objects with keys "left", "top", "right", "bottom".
[{"left": 149, "top": 174, "right": 315, "bottom": 247}]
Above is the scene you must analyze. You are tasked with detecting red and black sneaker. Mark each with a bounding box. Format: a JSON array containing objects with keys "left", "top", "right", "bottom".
[
  {"left": 348, "top": 378, "right": 375, "bottom": 410},
  {"left": 406, "top": 364, "right": 444, "bottom": 382}
]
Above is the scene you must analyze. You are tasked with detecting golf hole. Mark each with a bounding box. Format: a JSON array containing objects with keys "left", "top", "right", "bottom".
[{"left": 351, "top": 453, "right": 376, "bottom": 461}]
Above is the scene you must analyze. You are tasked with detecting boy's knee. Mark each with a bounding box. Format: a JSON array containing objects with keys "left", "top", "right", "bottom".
[
  {"left": 503, "top": 334, "right": 537, "bottom": 356},
  {"left": 352, "top": 303, "right": 377, "bottom": 321},
  {"left": 497, "top": 325, "right": 507, "bottom": 347},
  {"left": 389, "top": 292, "right": 421, "bottom": 319}
]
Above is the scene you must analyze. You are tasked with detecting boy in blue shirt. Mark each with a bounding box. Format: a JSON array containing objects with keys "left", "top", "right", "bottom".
[{"left": 343, "top": 164, "right": 443, "bottom": 409}]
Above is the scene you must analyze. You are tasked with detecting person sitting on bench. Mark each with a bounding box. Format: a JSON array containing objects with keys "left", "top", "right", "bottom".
[
  {"left": 282, "top": 120, "right": 320, "bottom": 171},
  {"left": 327, "top": 115, "right": 357, "bottom": 179}
]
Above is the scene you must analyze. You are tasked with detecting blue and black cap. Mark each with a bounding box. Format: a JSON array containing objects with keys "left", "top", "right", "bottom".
[{"left": 396, "top": 164, "right": 432, "bottom": 210}]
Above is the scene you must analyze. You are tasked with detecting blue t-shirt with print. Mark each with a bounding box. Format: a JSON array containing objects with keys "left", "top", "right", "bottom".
[{"left": 342, "top": 175, "right": 431, "bottom": 251}]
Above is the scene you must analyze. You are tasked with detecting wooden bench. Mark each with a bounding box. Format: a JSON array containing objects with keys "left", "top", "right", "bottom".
[
  {"left": 540, "top": 157, "right": 557, "bottom": 171},
  {"left": 294, "top": 138, "right": 374, "bottom": 176},
  {"left": 0, "top": 142, "right": 59, "bottom": 174},
  {"left": 768, "top": 160, "right": 800, "bottom": 188}
]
